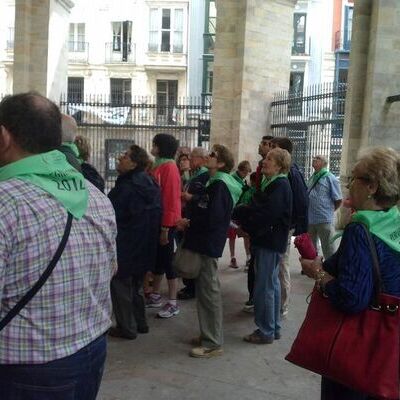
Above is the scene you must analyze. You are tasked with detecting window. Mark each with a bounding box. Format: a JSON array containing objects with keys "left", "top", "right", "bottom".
[
  {"left": 292, "top": 14, "right": 306, "bottom": 55},
  {"left": 149, "top": 8, "right": 184, "bottom": 53},
  {"left": 156, "top": 80, "right": 178, "bottom": 124},
  {"left": 67, "top": 77, "right": 84, "bottom": 122},
  {"left": 67, "top": 77, "right": 84, "bottom": 103},
  {"left": 288, "top": 72, "right": 304, "bottom": 116},
  {"left": 343, "top": 6, "right": 353, "bottom": 50},
  {"left": 111, "top": 21, "right": 132, "bottom": 61},
  {"left": 204, "top": 0, "right": 216, "bottom": 54},
  {"left": 110, "top": 79, "right": 132, "bottom": 105},
  {"left": 69, "top": 23, "right": 85, "bottom": 52}
]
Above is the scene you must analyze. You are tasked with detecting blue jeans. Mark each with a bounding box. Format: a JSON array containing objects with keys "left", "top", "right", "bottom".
[
  {"left": 0, "top": 333, "right": 107, "bottom": 400},
  {"left": 253, "top": 247, "right": 281, "bottom": 338}
]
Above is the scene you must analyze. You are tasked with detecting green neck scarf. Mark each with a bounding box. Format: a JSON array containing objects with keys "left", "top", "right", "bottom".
[
  {"left": 206, "top": 171, "right": 243, "bottom": 205},
  {"left": 232, "top": 171, "right": 245, "bottom": 187},
  {"left": 261, "top": 173, "right": 288, "bottom": 192},
  {"left": 190, "top": 166, "right": 208, "bottom": 181},
  {"left": 153, "top": 157, "right": 175, "bottom": 168},
  {"left": 0, "top": 150, "right": 88, "bottom": 219},
  {"left": 308, "top": 167, "right": 329, "bottom": 187},
  {"left": 62, "top": 142, "right": 80, "bottom": 158},
  {"left": 352, "top": 206, "right": 400, "bottom": 253}
]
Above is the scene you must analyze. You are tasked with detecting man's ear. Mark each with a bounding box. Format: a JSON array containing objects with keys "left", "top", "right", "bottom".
[{"left": 0, "top": 125, "right": 12, "bottom": 151}]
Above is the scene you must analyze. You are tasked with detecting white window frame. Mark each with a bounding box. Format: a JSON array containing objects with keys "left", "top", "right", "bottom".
[
  {"left": 148, "top": 6, "right": 186, "bottom": 54},
  {"left": 69, "top": 23, "right": 85, "bottom": 52}
]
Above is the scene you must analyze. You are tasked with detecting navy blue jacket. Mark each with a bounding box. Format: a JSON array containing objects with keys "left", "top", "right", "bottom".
[
  {"left": 289, "top": 163, "right": 309, "bottom": 235},
  {"left": 183, "top": 171, "right": 210, "bottom": 218},
  {"left": 183, "top": 179, "right": 233, "bottom": 258},
  {"left": 233, "top": 177, "right": 292, "bottom": 253},
  {"left": 108, "top": 169, "right": 161, "bottom": 278}
]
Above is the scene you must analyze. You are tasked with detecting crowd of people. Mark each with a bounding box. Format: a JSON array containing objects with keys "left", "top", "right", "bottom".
[{"left": 0, "top": 92, "right": 399, "bottom": 400}]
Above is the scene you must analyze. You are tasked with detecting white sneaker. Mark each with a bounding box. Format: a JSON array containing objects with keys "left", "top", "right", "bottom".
[{"left": 157, "top": 303, "right": 180, "bottom": 318}]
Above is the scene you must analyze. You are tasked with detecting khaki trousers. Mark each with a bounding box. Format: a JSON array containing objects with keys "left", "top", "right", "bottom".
[{"left": 194, "top": 253, "right": 223, "bottom": 349}]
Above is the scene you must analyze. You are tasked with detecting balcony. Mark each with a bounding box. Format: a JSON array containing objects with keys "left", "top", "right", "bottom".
[
  {"left": 68, "top": 41, "right": 89, "bottom": 63},
  {"left": 335, "top": 30, "right": 352, "bottom": 52},
  {"left": 105, "top": 42, "right": 136, "bottom": 64},
  {"left": 292, "top": 37, "right": 311, "bottom": 57},
  {"left": 203, "top": 33, "right": 215, "bottom": 55}
]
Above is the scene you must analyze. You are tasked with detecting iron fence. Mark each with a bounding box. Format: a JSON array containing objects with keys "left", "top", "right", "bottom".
[
  {"left": 60, "top": 95, "right": 211, "bottom": 191},
  {"left": 270, "top": 81, "right": 347, "bottom": 178}
]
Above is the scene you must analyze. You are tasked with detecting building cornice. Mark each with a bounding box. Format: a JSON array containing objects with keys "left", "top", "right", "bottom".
[{"left": 56, "top": 0, "right": 75, "bottom": 13}]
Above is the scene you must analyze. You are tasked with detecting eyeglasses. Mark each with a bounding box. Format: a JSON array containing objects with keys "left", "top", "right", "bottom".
[{"left": 346, "top": 175, "right": 370, "bottom": 188}]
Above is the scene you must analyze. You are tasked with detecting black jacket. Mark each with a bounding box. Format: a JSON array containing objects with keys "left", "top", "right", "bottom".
[
  {"left": 183, "top": 179, "right": 233, "bottom": 258},
  {"left": 288, "top": 163, "right": 309, "bottom": 235},
  {"left": 108, "top": 169, "right": 161, "bottom": 278},
  {"left": 183, "top": 171, "right": 209, "bottom": 218},
  {"left": 233, "top": 177, "right": 292, "bottom": 253},
  {"left": 81, "top": 162, "right": 105, "bottom": 193}
]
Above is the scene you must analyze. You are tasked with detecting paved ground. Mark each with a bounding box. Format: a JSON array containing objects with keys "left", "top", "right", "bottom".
[{"left": 98, "top": 239, "right": 321, "bottom": 400}]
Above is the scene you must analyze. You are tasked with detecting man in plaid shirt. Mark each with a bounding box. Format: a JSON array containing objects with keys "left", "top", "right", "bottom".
[{"left": 0, "top": 93, "right": 117, "bottom": 399}]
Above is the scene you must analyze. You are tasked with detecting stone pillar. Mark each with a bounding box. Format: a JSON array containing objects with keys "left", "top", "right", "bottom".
[
  {"left": 341, "top": 0, "right": 400, "bottom": 177},
  {"left": 13, "top": 0, "right": 74, "bottom": 101},
  {"left": 210, "top": 0, "right": 296, "bottom": 164}
]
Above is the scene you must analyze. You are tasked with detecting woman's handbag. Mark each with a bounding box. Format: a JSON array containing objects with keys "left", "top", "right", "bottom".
[
  {"left": 285, "top": 224, "right": 400, "bottom": 399},
  {"left": 173, "top": 244, "right": 201, "bottom": 279}
]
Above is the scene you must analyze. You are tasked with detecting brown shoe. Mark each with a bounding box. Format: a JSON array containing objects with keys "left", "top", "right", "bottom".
[
  {"left": 189, "top": 346, "right": 223, "bottom": 358},
  {"left": 243, "top": 330, "right": 273, "bottom": 344}
]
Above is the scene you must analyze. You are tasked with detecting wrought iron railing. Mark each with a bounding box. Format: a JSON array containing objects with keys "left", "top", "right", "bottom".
[
  {"left": 60, "top": 95, "right": 211, "bottom": 190},
  {"left": 68, "top": 41, "right": 89, "bottom": 63},
  {"left": 270, "top": 81, "right": 348, "bottom": 177},
  {"left": 105, "top": 42, "right": 136, "bottom": 64}
]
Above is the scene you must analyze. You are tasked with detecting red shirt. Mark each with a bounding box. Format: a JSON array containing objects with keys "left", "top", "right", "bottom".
[{"left": 151, "top": 162, "right": 181, "bottom": 227}]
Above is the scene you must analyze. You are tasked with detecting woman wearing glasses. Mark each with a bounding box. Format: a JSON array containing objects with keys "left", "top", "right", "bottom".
[
  {"left": 301, "top": 146, "right": 400, "bottom": 400},
  {"left": 177, "top": 145, "right": 242, "bottom": 358}
]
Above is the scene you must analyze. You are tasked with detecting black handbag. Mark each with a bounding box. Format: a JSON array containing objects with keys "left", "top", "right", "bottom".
[{"left": 0, "top": 212, "right": 73, "bottom": 331}]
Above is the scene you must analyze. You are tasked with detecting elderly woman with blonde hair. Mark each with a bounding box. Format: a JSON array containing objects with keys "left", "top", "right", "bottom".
[
  {"left": 233, "top": 148, "right": 293, "bottom": 344},
  {"left": 301, "top": 146, "right": 400, "bottom": 400}
]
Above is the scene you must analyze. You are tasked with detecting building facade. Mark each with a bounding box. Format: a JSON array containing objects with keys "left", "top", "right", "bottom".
[{"left": 0, "top": 0, "right": 209, "bottom": 104}]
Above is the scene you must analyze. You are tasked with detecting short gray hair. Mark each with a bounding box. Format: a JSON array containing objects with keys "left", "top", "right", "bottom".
[
  {"left": 314, "top": 155, "right": 328, "bottom": 166},
  {"left": 61, "top": 114, "right": 77, "bottom": 142},
  {"left": 191, "top": 147, "right": 207, "bottom": 157}
]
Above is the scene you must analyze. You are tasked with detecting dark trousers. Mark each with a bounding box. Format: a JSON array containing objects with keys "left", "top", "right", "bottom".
[
  {"left": 321, "top": 377, "right": 376, "bottom": 400},
  {"left": 247, "top": 252, "right": 255, "bottom": 301},
  {"left": 182, "top": 278, "right": 196, "bottom": 294},
  {"left": 111, "top": 275, "right": 147, "bottom": 337},
  {"left": 0, "top": 333, "right": 106, "bottom": 400}
]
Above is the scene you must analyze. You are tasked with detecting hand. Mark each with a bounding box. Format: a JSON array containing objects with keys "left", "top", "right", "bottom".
[
  {"left": 300, "top": 256, "right": 323, "bottom": 279},
  {"left": 160, "top": 230, "right": 169, "bottom": 246},
  {"left": 181, "top": 192, "right": 193, "bottom": 202},
  {"left": 176, "top": 218, "right": 190, "bottom": 231}
]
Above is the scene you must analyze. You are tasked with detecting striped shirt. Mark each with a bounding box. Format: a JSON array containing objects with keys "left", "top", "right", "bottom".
[{"left": 0, "top": 179, "right": 117, "bottom": 364}]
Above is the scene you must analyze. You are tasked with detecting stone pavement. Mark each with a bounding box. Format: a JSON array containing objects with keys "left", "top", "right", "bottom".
[{"left": 98, "top": 239, "right": 321, "bottom": 400}]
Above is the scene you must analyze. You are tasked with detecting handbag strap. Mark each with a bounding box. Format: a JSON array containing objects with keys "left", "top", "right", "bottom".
[
  {"left": 358, "top": 223, "right": 383, "bottom": 307},
  {"left": 0, "top": 212, "right": 73, "bottom": 332}
]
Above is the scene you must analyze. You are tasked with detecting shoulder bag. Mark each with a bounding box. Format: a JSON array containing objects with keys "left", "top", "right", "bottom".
[{"left": 285, "top": 224, "right": 400, "bottom": 399}]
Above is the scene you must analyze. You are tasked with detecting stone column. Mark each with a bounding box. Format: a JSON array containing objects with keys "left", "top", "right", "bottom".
[
  {"left": 210, "top": 0, "right": 296, "bottom": 164},
  {"left": 341, "top": 0, "right": 400, "bottom": 177},
  {"left": 13, "top": 0, "right": 74, "bottom": 101}
]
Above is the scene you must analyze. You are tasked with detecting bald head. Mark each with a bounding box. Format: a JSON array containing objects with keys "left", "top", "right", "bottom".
[{"left": 61, "top": 114, "right": 77, "bottom": 143}]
